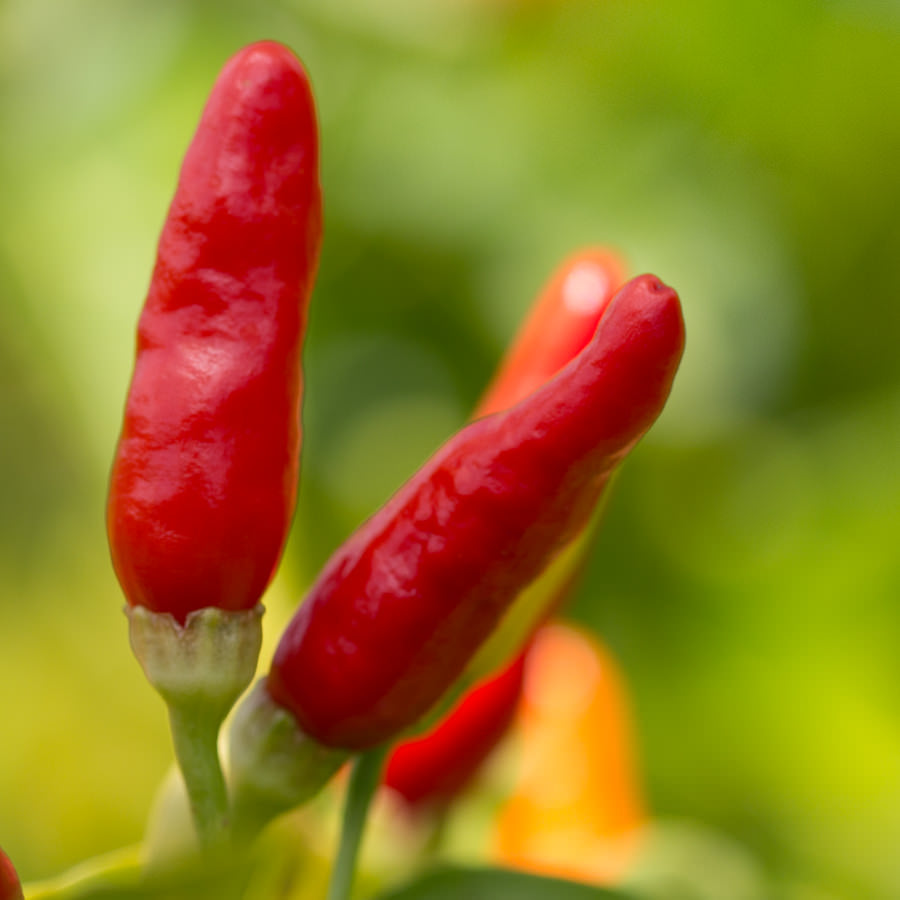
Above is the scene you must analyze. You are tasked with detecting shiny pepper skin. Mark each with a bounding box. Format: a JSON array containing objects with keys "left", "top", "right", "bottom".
[
  {"left": 267, "top": 273, "right": 684, "bottom": 750},
  {"left": 382, "top": 249, "right": 625, "bottom": 808},
  {"left": 107, "top": 42, "right": 321, "bottom": 624},
  {"left": 0, "top": 846, "right": 22, "bottom": 900}
]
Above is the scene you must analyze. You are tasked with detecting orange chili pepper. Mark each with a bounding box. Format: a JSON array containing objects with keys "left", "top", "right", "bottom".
[
  {"left": 494, "top": 623, "right": 646, "bottom": 884},
  {"left": 475, "top": 248, "right": 626, "bottom": 417}
]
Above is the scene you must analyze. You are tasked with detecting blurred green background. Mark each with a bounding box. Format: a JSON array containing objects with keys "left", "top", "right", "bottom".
[{"left": 1, "top": 0, "right": 898, "bottom": 896}]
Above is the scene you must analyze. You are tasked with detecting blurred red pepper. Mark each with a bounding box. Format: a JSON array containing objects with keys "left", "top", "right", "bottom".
[
  {"left": 107, "top": 41, "right": 321, "bottom": 625},
  {"left": 265, "top": 272, "right": 684, "bottom": 750},
  {"left": 0, "top": 846, "right": 22, "bottom": 900},
  {"left": 494, "top": 624, "right": 646, "bottom": 884},
  {"left": 382, "top": 249, "right": 626, "bottom": 809},
  {"left": 383, "top": 651, "right": 527, "bottom": 810}
]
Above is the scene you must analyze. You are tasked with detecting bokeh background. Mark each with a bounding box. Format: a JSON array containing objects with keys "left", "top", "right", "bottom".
[{"left": 1, "top": 0, "right": 898, "bottom": 896}]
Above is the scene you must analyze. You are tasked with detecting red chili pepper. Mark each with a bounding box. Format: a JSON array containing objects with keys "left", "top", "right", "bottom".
[
  {"left": 266, "top": 273, "right": 684, "bottom": 750},
  {"left": 107, "top": 41, "right": 321, "bottom": 624},
  {"left": 0, "top": 846, "right": 22, "bottom": 900},
  {"left": 382, "top": 249, "right": 626, "bottom": 809},
  {"left": 383, "top": 650, "right": 527, "bottom": 809}
]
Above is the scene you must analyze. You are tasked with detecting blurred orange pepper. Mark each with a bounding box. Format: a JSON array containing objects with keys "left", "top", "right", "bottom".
[{"left": 494, "top": 623, "right": 646, "bottom": 885}]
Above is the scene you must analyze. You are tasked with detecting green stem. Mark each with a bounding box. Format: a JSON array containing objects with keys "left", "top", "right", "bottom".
[
  {"left": 167, "top": 702, "right": 230, "bottom": 851},
  {"left": 24, "top": 845, "right": 142, "bottom": 899},
  {"left": 326, "top": 747, "right": 388, "bottom": 900}
]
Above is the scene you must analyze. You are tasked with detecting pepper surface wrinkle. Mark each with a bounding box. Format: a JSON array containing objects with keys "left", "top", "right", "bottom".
[
  {"left": 268, "top": 274, "right": 684, "bottom": 750},
  {"left": 108, "top": 42, "right": 321, "bottom": 624}
]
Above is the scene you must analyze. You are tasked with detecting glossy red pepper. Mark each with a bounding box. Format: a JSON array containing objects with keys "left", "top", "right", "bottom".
[
  {"left": 0, "top": 846, "right": 22, "bottom": 900},
  {"left": 266, "top": 273, "right": 684, "bottom": 750},
  {"left": 107, "top": 41, "right": 321, "bottom": 624},
  {"left": 382, "top": 249, "right": 625, "bottom": 808}
]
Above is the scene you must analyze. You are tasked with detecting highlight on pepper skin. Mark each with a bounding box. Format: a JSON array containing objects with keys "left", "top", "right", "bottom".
[{"left": 494, "top": 623, "right": 646, "bottom": 885}]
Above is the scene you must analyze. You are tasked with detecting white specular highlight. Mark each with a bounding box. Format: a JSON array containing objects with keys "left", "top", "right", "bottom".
[{"left": 562, "top": 262, "right": 610, "bottom": 315}]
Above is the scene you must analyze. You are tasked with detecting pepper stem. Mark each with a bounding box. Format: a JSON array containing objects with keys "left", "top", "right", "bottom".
[
  {"left": 126, "top": 605, "right": 263, "bottom": 852},
  {"left": 167, "top": 701, "right": 230, "bottom": 850},
  {"left": 327, "top": 746, "right": 388, "bottom": 900}
]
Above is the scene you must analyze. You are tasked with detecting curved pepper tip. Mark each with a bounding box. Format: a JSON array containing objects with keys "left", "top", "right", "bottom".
[
  {"left": 224, "top": 38, "right": 309, "bottom": 73},
  {"left": 628, "top": 272, "right": 680, "bottom": 303},
  {"left": 612, "top": 273, "right": 685, "bottom": 362}
]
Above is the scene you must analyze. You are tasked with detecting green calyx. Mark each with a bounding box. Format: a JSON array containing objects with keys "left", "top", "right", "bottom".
[
  {"left": 127, "top": 605, "right": 264, "bottom": 717},
  {"left": 228, "top": 678, "right": 349, "bottom": 839},
  {"left": 128, "top": 604, "right": 264, "bottom": 851}
]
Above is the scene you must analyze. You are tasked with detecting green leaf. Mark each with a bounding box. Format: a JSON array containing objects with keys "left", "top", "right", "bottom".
[{"left": 374, "top": 865, "right": 638, "bottom": 900}]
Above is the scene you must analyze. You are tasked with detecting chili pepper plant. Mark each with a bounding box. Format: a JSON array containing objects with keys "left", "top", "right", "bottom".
[{"left": 7, "top": 41, "right": 688, "bottom": 900}]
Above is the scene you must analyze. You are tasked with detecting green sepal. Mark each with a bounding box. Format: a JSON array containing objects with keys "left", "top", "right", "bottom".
[
  {"left": 127, "top": 604, "right": 264, "bottom": 850},
  {"left": 127, "top": 604, "right": 263, "bottom": 717},
  {"left": 228, "top": 678, "right": 349, "bottom": 839}
]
